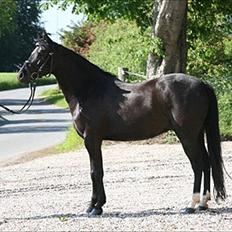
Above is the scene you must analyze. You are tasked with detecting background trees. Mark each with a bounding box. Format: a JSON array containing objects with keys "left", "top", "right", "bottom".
[
  {"left": 43, "top": 0, "right": 232, "bottom": 78},
  {"left": 0, "top": 0, "right": 42, "bottom": 71},
  {"left": 44, "top": 0, "right": 232, "bottom": 138},
  {"left": 0, "top": 0, "right": 16, "bottom": 38},
  {"left": 44, "top": 0, "right": 188, "bottom": 77},
  {"left": 49, "top": 0, "right": 232, "bottom": 78}
]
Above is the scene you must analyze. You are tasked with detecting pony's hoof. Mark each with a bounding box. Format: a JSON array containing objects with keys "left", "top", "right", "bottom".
[
  {"left": 198, "top": 206, "right": 208, "bottom": 211},
  {"left": 180, "top": 207, "right": 196, "bottom": 214},
  {"left": 88, "top": 207, "right": 103, "bottom": 216},
  {"left": 86, "top": 206, "right": 94, "bottom": 214}
]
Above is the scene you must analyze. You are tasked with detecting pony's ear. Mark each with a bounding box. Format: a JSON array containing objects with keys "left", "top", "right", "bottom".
[
  {"left": 42, "top": 31, "right": 53, "bottom": 44},
  {"left": 37, "top": 30, "right": 53, "bottom": 44}
]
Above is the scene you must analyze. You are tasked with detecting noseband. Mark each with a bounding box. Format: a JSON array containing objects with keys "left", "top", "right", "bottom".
[{"left": 29, "top": 51, "right": 54, "bottom": 81}]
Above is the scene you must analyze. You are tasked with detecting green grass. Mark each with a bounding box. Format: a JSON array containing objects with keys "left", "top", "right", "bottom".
[
  {"left": 41, "top": 88, "right": 68, "bottom": 108},
  {"left": 56, "top": 126, "right": 84, "bottom": 152},
  {"left": 0, "top": 72, "right": 56, "bottom": 91},
  {"left": 41, "top": 87, "right": 84, "bottom": 152},
  {"left": 0, "top": 73, "right": 24, "bottom": 90}
]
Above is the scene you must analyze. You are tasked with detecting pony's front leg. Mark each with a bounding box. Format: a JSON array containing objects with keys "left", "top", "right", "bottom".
[{"left": 84, "top": 136, "right": 106, "bottom": 216}]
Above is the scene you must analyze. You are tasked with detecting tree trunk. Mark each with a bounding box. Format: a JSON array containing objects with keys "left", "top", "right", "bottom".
[{"left": 146, "top": 0, "right": 187, "bottom": 79}]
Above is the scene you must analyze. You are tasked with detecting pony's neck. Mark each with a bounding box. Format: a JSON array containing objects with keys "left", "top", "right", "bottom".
[{"left": 52, "top": 44, "right": 111, "bottom": 109}]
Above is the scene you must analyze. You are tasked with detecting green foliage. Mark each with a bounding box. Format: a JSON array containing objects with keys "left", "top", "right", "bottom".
[
  {"left": 41, "top": 0, "right": 153, "bottom": 29},
  {"left": 188, "top": 0, "right": 232, "bottom": 41},
  {"left": 187, "top": 0, "right": 232, "bottom": 80},
  {"left": 218, "top": 92, "right": 232, "bottom": 139},
  {"left": 0, "top": 0, "right": 42, "bottom": 72},
  {"left": 0, "top": 0, "right": 16, "bottom": 37},
  {"left": 60, "top": 20, "right": 164, "bottom": 81},
  {"left": 41, "top": 87, "right": 67, "bottom": 108},
  {"left": 187, "top": 38, "right": 232, "bottom": 82},
  {"left": 60, "top": 21, "right": 95, "bottom": 55},
  {"left": 0, "top": 73, "right": 56, "bottom": 91},
  {"left": 186, "top": 1, "right": 232, "bottom": 138},
  {"left": 86, "top": 20, "right": 162, "bottom": 81}
]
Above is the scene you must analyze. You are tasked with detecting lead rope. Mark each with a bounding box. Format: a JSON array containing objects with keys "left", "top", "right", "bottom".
[{"left": 0, "top": 82, "right": 36, "bottom": 114}]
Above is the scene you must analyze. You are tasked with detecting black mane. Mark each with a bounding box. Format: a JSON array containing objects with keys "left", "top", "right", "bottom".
[{"left": 57, "top": 43, "right": 117, "bottom": 80}]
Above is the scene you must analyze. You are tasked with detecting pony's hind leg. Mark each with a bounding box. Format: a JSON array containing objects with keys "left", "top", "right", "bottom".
[
  {"left": 199, "top": 139, "right": 211, "bottom": 210},
  {"left": 178, "top": 135, "right": 205, "bottom": 214}
]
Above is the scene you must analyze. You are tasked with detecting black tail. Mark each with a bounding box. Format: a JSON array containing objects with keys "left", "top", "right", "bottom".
[{"left": 205, "top": 85, "right": 226, "bottom": 202}]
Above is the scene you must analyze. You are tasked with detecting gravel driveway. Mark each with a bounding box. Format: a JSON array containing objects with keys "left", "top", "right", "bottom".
[{"left": 0, "top": 142, "right": 232, "bottom": 231}]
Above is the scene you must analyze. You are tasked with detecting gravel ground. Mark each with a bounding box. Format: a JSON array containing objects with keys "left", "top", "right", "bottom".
[{"left": 0, "top": 142, "right": 232, "bottom": 231}]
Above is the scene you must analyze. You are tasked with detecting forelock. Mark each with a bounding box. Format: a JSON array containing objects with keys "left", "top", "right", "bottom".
[{"left": 37, "top": 39, "right": 48, "bottom": 46}]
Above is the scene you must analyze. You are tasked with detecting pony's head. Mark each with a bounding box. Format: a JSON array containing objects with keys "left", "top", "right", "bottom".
[{"left": 18, "top": 31, "right": 55, "bottom": 84}]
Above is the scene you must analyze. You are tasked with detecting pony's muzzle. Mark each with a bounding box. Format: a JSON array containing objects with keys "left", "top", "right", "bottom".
[{"left": 18, "top": 70, "right": 25, "bottom": 81}]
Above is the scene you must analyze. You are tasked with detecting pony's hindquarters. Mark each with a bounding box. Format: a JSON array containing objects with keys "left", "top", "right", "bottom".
[{"left": 162, "top": 74, "right": 226, "bottom": 212}]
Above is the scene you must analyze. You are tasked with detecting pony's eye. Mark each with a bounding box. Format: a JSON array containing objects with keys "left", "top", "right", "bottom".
[{"left": 37, "top": 48, "right": 43, "bottom": 54}]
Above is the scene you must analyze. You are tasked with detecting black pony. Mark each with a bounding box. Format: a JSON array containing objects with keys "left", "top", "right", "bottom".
[{"left": 18, "top": 32, "right": 226, "bottom": 216}]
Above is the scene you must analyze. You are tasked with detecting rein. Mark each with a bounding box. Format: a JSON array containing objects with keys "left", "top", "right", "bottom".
[
  {"left": 0, "top": 83, "right": 36, "bottom": 114},
  {"left": 0, "top": 49, "right": 54, "bottom": 115}
]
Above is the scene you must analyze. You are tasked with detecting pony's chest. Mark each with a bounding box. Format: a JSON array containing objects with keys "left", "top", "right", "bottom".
[{"left": 71, "top": 104, "right": 86, "bottom": 138}]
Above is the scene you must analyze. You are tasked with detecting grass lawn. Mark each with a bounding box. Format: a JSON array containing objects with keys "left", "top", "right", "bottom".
[
  {"left": 0, "top": 73, "right": 56, "bottom": 91},
  {"left": 41, "top": 88, "right": 67, "bottom": 108},
  {"left": 41, "top": 87, "right": 84, "bottom": 152}
]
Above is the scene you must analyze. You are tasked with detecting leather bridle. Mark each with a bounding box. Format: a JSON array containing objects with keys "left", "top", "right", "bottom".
[
  {"left": 0, "top": 47, "right": 54, "bottom": 114},
  {"left": 29, "top": 50, "right": 54, "bottom": 81}
]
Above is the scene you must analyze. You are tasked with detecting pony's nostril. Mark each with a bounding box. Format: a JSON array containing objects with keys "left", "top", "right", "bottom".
[{"left": 18, "top": 71, "right": 24, "bottom": 80}]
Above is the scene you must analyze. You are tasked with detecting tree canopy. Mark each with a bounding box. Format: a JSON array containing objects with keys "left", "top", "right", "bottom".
[
  {"left": 42, "top": 0, "right": 232, "bottom": 35},
  {"left": 0, "top": 0, "right": 42, "bottom": 71},
  {"left": 0, "top": 0, "right": 16, "bottom": 37},
  {"left": 42, "top": 0, "right": 232, "bottom": 78},
  {"left": 42, "top": 0, "right": 153, "bottom": 29}
]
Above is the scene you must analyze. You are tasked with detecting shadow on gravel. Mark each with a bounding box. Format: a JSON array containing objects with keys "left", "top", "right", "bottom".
[
  {"left": 207, "top": 207, "right": 232, "bottom": 214},
  {"left": 3, "top": 209, "right": 176, "bottom": 222},
  {"left": 0, "top": 99, "right": 48, "bottom": 106},
  {"left": 0, "top": 125, "right": 68, "bottom": 134},
  {"left": 103, "top": 207, "right": 232, "bottom": 217},
  {"left": 4, "top": 207, "right": 232, "bottom": 222},
  {"left": 0, "top": 108, "right": 69, "bottom": 116},
  {"left": 103, "top": 208, "right": 178, "bottom": 218}
]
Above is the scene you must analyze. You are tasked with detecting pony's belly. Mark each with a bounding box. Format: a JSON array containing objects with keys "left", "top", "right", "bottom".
[{"left": 103, "top": 126, "right": 169, "bottom": 141}]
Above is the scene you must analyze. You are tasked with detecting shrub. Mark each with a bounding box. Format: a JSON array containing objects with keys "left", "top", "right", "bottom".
[
  {"left": 218, "top": 92, "right": 232, "bottom": 139},
  {"left": 87, "top": 20, "right": 157, "bottom": 81},
  {"left": 60, "top": 21, "right": 95, "bottom": 56}
]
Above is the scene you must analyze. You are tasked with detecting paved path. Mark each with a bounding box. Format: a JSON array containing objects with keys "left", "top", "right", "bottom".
[{"left": 0, "top": 85, "right": 72, "bottom": 160}]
